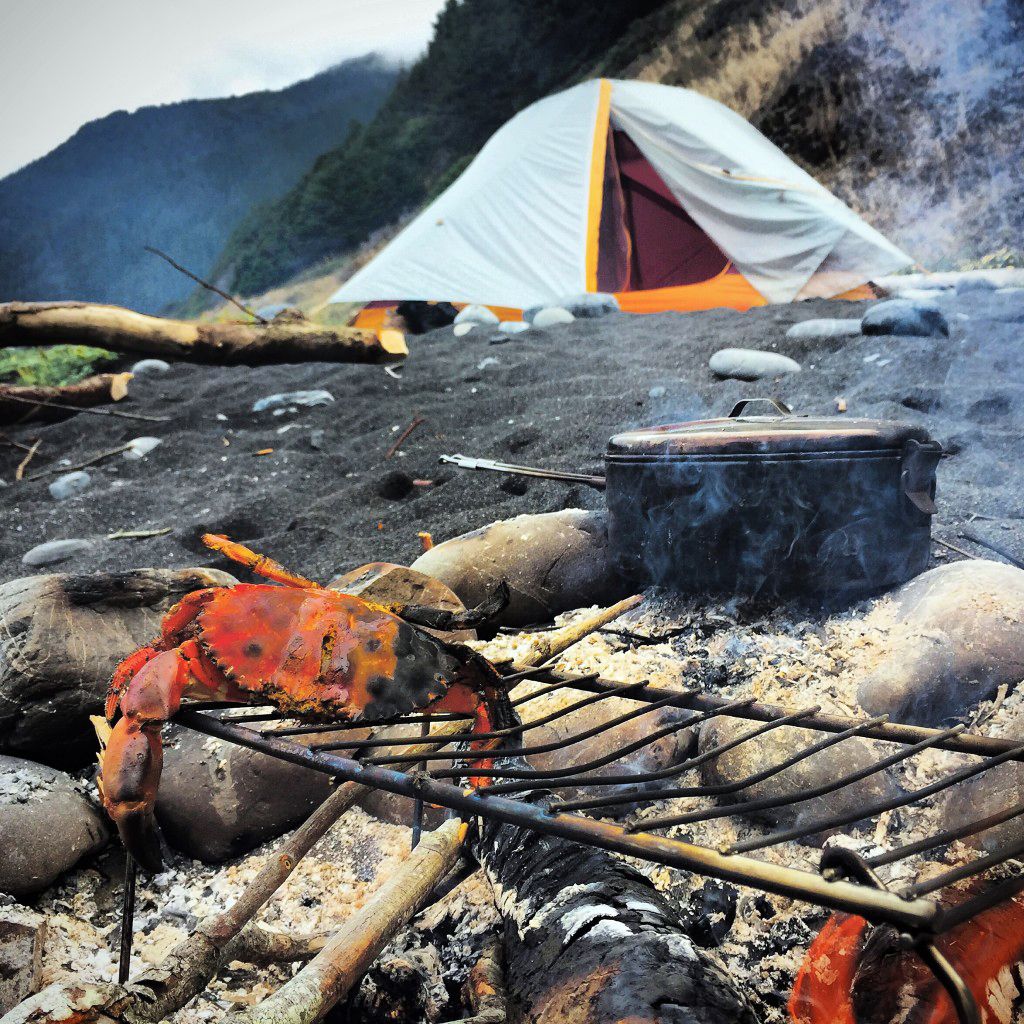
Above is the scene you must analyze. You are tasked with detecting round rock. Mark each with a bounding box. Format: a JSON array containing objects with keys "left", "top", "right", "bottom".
[
  {"left": 411, "top": 509, "right": 628, "bottom": 626},
  {"left": 454, "top": 304, "right": 499, "bottom": 326},
  {"left": 530, "top": 306, "right": 575, "bottom": 329},
  {"left": 709, "top": 348, "right": 801, "bottom": 381},
  {"left": 498, "top": 320, "right": 530, "bottom": 335},
  {"left": 21, "top": 539, "right": 94, "bottom": 567},
  {"left": 0, "top": 755, "right": 109, "bottom": 898},
  {"left": 857, "top": 559, "right": 1024, "bottom": 725},
  {"left": 129, "top": 358, "right": 171, "bottom": 376},
  {"left": 48, "top": 471, "right": 91, "bottom": 501},
  {"left": 453, "top": 322, "right": 476, "bottom": 337},
  {"left": 861, "top": 299, "right": 949, "bottom": 338},
  {"left": 785, "top": 319, "right": 862, "bottom": 340},
  {"left": 554, "top": 293, "right": 620, "bottom": 319}
]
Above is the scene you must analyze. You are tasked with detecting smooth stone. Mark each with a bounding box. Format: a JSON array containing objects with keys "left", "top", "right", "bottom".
[
  {"left": 0, "top": 568, "right": 235, "bottom": 765},
  {"left": 648, "top": 386, "right": 667, "bottom": 398},
  {"left": 412, "top": 509, "right": 629, "bottom": 626},
  {"left": 454, "top": 304, "right": 499, "bottom": 326},
  {"left": 785, "top": 319, "right": 862, "bottom": 340},
  {"left": 709, "top": 347, "right": 801, "bottom": 381},
  {"left": 0, "top": 756, "right": 109, "bottom": 898},
  {"left": 697, "top": 719, "right": 902, "bottom": 837},
  {"left": 477, "top": 356, "right": 500, "bottom": 370},
  {"left": 530, "top": 306, "right": 575, "bottom": 329},
  {"left": 157, "top": 726, "right": 336, "bottom": 863},
  {"left": 498, "top": 320, "right": 530, "bottom": 334},
  {"left": 857, "top": 560, "right": 1024, "bottom": 726},
  {"left": 252, "top": 389, "right": 334, "bottom": 412},
  {"left": 21, "top": 539, "right": 94, "bottom": 567},
  {"left": 129, "top": 358, "right": 171, "bottom": 376},
  {"left": 123, "top": 436, "right": 162, "bottom": 460},
  {"left": 48, "top": 471, "right": 91, "bottom": 501},
  {"left": 552, "top": 293, "right": 620, "bottom": 319},
  {"left": 861, "top": 299, "right": 949, "bottom": 338},
  {"left": 453, "top": 322, "right": 476, "bottom": 337}
]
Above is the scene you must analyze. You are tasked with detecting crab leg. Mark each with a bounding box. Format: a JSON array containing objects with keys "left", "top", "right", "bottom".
[
  {"left": 202, "top": 533, "right": 319, "bottom": 589},
  {"left": 102, "top": 639, "right": 244, "bottom": 871}
]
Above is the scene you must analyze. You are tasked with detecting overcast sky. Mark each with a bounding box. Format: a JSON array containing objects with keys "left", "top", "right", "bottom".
[{"left": 1, "top": 0, "right": 446, "bottom": 178}]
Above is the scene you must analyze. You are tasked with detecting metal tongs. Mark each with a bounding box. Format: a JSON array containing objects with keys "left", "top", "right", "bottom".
[{"left": 440, "top": 454, "right": 606, "bottom": 490}]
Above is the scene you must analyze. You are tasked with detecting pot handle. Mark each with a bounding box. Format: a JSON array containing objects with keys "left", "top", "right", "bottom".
[
  {"left": 728, "top": 398, "right": 793, "bottom": 418},
  {"left": 901, "top": 438, "right": 943, "bottom": 515}
]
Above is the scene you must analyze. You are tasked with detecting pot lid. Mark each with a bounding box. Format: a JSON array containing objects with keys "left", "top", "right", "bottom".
[{"left": 607, "top": 399, "right": 935, "bottom": 458}]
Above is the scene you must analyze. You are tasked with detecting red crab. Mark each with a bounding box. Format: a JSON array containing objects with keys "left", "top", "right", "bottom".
[{"left": 100, "top": 534, "right": 510, "bottom": 871}]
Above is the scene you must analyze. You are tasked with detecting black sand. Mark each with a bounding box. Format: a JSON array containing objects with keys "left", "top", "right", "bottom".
[{"left": 2, "top": 289, "right": 1022, "bottom": 587}]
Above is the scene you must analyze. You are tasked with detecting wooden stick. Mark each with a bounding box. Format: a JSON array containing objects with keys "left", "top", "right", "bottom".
[
  {"left": 0, "top": 391, "right": 166, "bottom": 423},
  {"left": 0, "top": 373, "right": 141, "bottom": 425},
  {"left": 385, "top": 414, "right": 424, "bottom": 458},
  {"left": 14, "top": 438, "right": 41, "bottom": 480},
  {"left": 22, "top": 442, "right": 134, "bottom": 481},
  {"left": 450, "top": 936, "right": 506, "bottom": 1024},
  {"left": 527, "top": 594, "right": 643, "bottom": 664},
  {"left": 225, "top": 819, "right": 467, "bottom": 1024},
  {"left": 0, "top": 301, "right": 407, "bottom": 365},
  {"left": 144, "top": 246, "right": 267, "bottom": 324}
]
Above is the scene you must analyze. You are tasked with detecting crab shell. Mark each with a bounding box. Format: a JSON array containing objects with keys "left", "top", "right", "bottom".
[{"left": 189, "top": 583, "right": 466, "bottom": 720}]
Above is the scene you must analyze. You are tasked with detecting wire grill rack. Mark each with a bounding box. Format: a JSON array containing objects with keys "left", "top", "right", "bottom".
[{"left": 176, "top": 661, "right": 1024, "bottom": 1024}]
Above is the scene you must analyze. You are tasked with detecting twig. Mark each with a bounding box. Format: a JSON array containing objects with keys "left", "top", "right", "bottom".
[
  {"left": 0, "top": 433, "right": 37, "bottom": 453},
  {"left": 107, "top": 527, "right": 173, "bottom": 540},
  {"left": 385, "top": 414, "right": 425, "bottom": 458},
  {"left": 961, "top": 528, "right": 1024, "bottom": 570},
  {"left": 933, "top": 535, "right": 975, "bottom": 560},
  {"left": 145, "top": 246, "right": 268, "bottom": 324},
  {"left": 23, "top": 442, "right": 134, "bottom": 481},
  {"left": 15, "top": 438, "right": 41, "bottom": 480},
  {"left": 527, "top": 594, "right": 643, "bottom": 664},
  {"left": 1, "top": 392, "right": 168, "bottom": 422}
]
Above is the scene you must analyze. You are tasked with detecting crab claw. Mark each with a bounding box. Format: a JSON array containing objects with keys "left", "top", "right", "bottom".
[
  {"left": 102, "top": 717, "right": 165, "bottom": 872},
  {"left": 101, "top": 648, "right": 189, "bottom": 872}
]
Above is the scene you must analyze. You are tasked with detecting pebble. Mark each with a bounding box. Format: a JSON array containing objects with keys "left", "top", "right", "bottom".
[
  {"left": 498, "top": 320, "right": 530, "bottom": 334},
  {"left": 21, "top": 539, "right": 94, "bottom": 567},
  {"left": 453, "top": 304, "right": 499, "bottom": 326},
  {"left": 543, "top": 293, "right": 619, "bottom": 319},
  {"left": 530, "top": 306, "right": 575, "bottom": 329},
  {"left": 648, "top": 386, "right": 667, "bottom": 398},
  {"left": 129, "top": 358, "right": 171, "bottom": 376},
  {"left": 122, "top": 436, "right": 162, "bottom": 460},
  {"left": 708, "top": 347, "right": 801, "bottom": 381},
  {"left": 785, "top": 319, "right": 862, "bottom": 340},
  {"left": 252, "top": 389, "right": 334, "bottom": 412},
  {"left": 453, "top": 322, "right": 476, "bottom": 337},
  {"left": 47, "top": 471, "right": 91, "bottom": 501},
  {"left": 477, "top": 357, "right": 500, "bottom": 370},
  {"left": 861, "top": 299, "right": 949, "bottom": 338}
]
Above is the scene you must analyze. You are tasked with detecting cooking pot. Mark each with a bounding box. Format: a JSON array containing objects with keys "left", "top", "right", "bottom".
[{"left": 442, "top": 399, "right": 942, "bottom": 598}]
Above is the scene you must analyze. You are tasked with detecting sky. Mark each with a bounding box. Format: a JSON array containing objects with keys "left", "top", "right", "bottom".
[{"left": 0, "top": 0, "right": 446, "bottom": 178}]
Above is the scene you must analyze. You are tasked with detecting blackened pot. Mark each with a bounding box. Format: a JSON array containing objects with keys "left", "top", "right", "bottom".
[{"left": 604, "top": 399, "right": 942, "bottom": 599}]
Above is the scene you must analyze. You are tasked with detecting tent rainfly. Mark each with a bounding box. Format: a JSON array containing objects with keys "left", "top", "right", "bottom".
[{"left": 331, "top": 78, "right": 913, "bottom": 317}]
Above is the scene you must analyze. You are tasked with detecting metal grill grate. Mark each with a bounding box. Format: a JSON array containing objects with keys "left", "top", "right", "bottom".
[{"left": 176, "top": 661, "right": 1024, "bottom": 1024}]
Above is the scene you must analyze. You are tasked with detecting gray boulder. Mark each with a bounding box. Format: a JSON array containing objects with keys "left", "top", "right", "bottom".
[
  {"left": 785, "top": 319, "right": 862, "bottom": 340},
  {"left": 156, "top": 725, "right": 337, "bottom": 863},
  {"left": 857, "top": 560, "right": 1024, "bottom": 726},
  {"left": 0, "top": 567, "right": 235, "bottom": 766},
  {"left": 861, "top": 299, "right": 949, "bottom": 338},
  {"left": 709, "top": 347, "right": 801, "bottom": 381},
  {"left": 0, "top": 756, "right": 109, "bottom": 898},
  {"left": 411, "top": 509, "right": 628, "bottom": 626},
  {"left": 21, "top": 539, "right": 94, "bottom": 567},
  {"left": 48, "top": 472, "right": 91, "bottom": 501},
  {"left": 129, "top": 358, "right": 171, "bottom": 376},
  {"left": 697, "top": 718, "right": 902, "bottom": 837}
]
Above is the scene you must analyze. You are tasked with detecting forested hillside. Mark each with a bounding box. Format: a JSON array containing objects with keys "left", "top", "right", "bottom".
[
  {"left": 212, "top": 0, "right": 1022, "bottom": 305},
  {"left": 0, "top": 55, "right": 396, "bottom": 312}
]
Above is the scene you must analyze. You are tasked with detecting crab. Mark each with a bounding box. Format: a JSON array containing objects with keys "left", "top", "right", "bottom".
[{"left": 100, "top": 533, "right": 510, "bottom": 871}]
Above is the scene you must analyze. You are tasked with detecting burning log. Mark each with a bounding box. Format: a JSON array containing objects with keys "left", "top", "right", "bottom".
[
  {"left": 471, "top": 781, "right": 758, "bottom": 1024},
  {"left": 0, "top": 372, "right": 133, "bottom": 425},
  {"left": 0, "top": 301, "right": 407, "bottom": 366}
]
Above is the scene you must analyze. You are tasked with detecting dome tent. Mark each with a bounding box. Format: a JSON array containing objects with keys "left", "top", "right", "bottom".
[{"left": 331, "top": 79, "right": 912, "bottom": 317}]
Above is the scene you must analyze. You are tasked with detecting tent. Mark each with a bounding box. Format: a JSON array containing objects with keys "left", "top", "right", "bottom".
[{"left": 331, "top": 79, "right": 912, "bottom": 320}]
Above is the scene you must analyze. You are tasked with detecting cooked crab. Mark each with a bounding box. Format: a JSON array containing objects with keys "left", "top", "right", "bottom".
[{"left": 100, "top": 533, "right": 509, "bottom": 870}]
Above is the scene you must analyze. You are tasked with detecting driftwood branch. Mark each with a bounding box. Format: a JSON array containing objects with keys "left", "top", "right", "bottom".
[
  {"left": 144, "top": 246, "right": 267, "bottom": 324},
  {"left": 0, "top": 302, "right": 407, "bottom": 365},
  {"left": 0, "top": 373, "right": 134, "bottom": 425},
  {"left": 225, "top": 819, "right": 467, "bottom": 1024}
]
